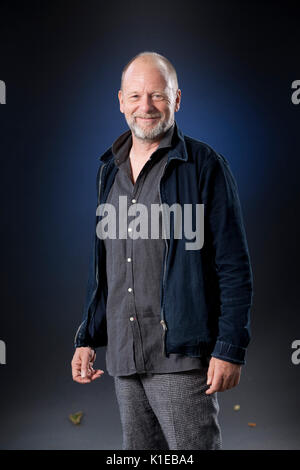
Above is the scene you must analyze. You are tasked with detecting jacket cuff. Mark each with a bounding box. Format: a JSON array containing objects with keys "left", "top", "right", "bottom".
[
  {"left": 211, "top": 340, "right": 246, "bottom": 365},
  {"left": 74, "top": 343, "right": 96, "bottom": 355}
]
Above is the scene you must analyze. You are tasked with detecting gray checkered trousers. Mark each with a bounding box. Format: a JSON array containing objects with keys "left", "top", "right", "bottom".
[{"left": 113, "top": 367, "right": 222, "bottom": 450}]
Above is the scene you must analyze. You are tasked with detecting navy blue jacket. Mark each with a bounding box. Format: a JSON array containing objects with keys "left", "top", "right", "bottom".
[{"left": 74, "top": 122, "right": 253, "bottom": 365}]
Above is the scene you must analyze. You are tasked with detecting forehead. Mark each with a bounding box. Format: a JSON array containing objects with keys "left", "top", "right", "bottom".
[{"left": 122, "top": 58, "right": 172, "bottom": 91}]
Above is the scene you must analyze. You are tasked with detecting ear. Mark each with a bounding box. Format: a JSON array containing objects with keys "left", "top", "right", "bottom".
[
  {"left": 175, "top": 89, "right": 181, "bottom": 112},
  {"left": 118, "top": 90, "right": 124, "bottom": 114}
]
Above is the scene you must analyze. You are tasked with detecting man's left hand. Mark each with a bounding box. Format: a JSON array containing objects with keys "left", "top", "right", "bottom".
[{"left": 205, "top": 357, "right": 242, "bottom": 395}]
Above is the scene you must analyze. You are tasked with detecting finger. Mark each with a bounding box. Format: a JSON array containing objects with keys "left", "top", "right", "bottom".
[
  {"left": 89, "top": 361, "right": 98, "bottom": 371},
  {"left": 234, "top": 371, "right": 241, "bottom": 387},
  {"left": 207, "top": 359, "right": 215, "bottom": 385},
  {"left": 71, "top": 359, "right": 83, "bottom": 381},
  {"left": 81, "top": 353, "right": 90, "bottom": 379},
  {"left": 89, "top": 366, "right": 103, "bottom": 377},
  {"left": 72, "top": 361, "right": 103, "bottom": 383},
  {"left": 72, "top": 370, "right": 93, "bottom": 384},
  {"left": 231, "top": 373, "right": 240, "bottom": 389},
  {"left": 91, "top": 369, "right": 104, "bottom": 381},
  {"left": 206, "top": 373, "right": 223, "bottom": 395},
  {"left": 220, "top": 375, "right": 232, "bottom": 391}
]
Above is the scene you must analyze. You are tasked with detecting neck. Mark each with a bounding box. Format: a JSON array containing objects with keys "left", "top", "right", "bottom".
[{"left": 130, "top": 133, "right": 161, "bottom": 159}]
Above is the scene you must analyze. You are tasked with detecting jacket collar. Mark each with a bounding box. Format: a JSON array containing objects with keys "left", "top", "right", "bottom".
[{"left": 98, "top": 120, "right": 188, "bottom": 163}]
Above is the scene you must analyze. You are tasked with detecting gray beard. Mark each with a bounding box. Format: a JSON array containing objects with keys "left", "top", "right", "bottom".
[{"left": 126, "top": 116, "right": 174, "bottom": 141}]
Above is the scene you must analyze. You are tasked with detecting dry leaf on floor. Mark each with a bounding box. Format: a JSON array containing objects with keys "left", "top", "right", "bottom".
[
  {"left": 248, "top": 422, "right": 256, "bottom": 427},
  {"left": 69, "top": 411, "right": 83, "bottom": 425}
]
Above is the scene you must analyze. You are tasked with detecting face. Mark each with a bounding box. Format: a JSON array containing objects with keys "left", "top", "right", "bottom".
[{"left": 118, "top": 58, "right": 181, "bottom": 141}]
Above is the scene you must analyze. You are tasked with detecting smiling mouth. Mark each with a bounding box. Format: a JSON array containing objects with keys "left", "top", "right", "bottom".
[{"left": 136, "top": 117, "right": 160, "bottom": 121}]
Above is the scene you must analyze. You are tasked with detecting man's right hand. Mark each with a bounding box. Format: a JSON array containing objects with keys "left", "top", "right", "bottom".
[{"left": 71, "top": 346, "right": 104, "bottom": 384}]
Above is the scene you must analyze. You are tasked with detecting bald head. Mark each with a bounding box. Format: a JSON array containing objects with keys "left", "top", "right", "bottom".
[{"left": 120, "top": 51, "right": 178, "bottom": 93}]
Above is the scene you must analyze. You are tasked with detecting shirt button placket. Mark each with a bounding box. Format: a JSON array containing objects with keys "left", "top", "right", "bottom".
[{"left": 127, "top": 186, "right": 145, "bottom": 372}]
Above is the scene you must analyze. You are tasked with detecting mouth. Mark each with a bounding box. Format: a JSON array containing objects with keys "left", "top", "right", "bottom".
[{"left": 136, "top": 117, "right": 160, "bottom": 123}]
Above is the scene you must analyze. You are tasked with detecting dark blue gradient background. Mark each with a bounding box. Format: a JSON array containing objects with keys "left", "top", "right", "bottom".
[{"left": 0, "top": 0, "right": 300, "bottom": 449}]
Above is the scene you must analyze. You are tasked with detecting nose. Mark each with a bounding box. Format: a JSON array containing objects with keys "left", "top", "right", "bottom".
[{"left": 139, "top": 93, "right": 155, "bottom": 113}]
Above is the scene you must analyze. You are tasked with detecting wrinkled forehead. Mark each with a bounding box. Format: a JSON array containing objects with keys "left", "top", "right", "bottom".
[{"left": 123, "top": 58, "right": 175, "bottom": 91}]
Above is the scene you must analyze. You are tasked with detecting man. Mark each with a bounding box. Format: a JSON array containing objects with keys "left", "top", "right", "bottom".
[{"left": 71, "top": 51, "right": 253, "bottom": 450}]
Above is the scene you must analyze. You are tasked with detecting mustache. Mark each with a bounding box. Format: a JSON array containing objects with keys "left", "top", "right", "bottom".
[{"left": 133, "top": 113, "right": 162, "bottom": 119}]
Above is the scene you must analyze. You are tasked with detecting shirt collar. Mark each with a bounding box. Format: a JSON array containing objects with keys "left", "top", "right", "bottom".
[{"left": 112, "top": 122, "right": 176, "bottom": 167}]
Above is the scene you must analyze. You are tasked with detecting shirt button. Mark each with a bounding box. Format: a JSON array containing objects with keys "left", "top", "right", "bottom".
[
  {"left": 127, "top": 257, "right": 131, "bottom": 262},
  {"left": 129, "top": 316, "right": 134, "bottom": 321},
  {"left": 132, "top": 199, "right": 136, "bottom": 203},
  {"left": 128, "top": 287, "right": 133, "bottom": 292}
]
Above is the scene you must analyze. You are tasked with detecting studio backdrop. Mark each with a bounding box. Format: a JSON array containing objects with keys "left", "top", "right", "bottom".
[{"left": 0, "top": 0, "right": 299, "bottom": 450}]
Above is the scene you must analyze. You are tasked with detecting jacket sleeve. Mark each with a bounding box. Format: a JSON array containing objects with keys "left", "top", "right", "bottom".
[
  {"left": 73, "top": 163, "right": 103, "bottom": 350},
  {"left": 201, "top": 150, "right": 253, "bottom": 365}
]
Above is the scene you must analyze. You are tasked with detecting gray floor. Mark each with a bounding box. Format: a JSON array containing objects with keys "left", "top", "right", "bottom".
[{"left": 0, "top": 345, "right": 299, "bottom": 450}]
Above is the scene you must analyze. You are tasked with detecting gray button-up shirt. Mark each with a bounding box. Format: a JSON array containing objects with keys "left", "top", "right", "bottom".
[{"left": 103, "top": 123, "right": 206, "bottom": 376}]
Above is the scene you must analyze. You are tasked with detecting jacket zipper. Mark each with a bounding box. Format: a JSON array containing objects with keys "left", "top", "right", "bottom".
[
  {"left": 159, "top": 159, "right": 169, "bottom": 357},
  {"left": 74, "top": 162, "right": 107, "bottom": 347}
]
